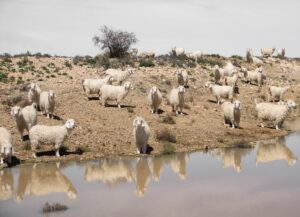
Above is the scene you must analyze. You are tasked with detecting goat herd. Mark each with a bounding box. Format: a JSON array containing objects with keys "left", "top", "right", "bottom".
[{"left": 0, "top": 47, "right": 297, "bottom": 166}]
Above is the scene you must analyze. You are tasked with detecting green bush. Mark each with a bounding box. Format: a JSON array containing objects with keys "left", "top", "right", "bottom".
[
  {"left": 42, "top": 53, "right": 52, "bottom": 58},
  {"left": 9, "top": 76, "right": 15, "bottom": 82},
  {"left": 139, "top": 59, "right": 155, "bottom": 67},
  {"left": 17, "top": 56, "right": 30, "bottom": 68},
  {"left": 231, "top": 55, "right": 243, "bottom": 60},
  {"left": 95, "top": 54, "right": 110, "bottom": 69},
  {"left": 73, "top": 56, "right": 83, "bottom": 65},
  {"left": 64, "top": 61, "right": 72, "bottom": 69},
  {"left": 127, "top": 107, "right": 134, "bottom": 113},
  {"left": 161, "top": 143, "right": 175, "bottom": 155},
  {"left": 0, "top": 72, "right": 8, "bottom": 83},
  {"left": 35, "top": 52, "right": 42, "bottom": 58},
  {"left": 4, "top": 53, "right": 12, "bottom": 58},
  {"left": 109, "top": 58, "right": 122, "bottom": 69},
  {"left": 17, "top": 79, "right": 24, "bottom": 84},
  {"left": 209, "top": 54, "right": 221, "bottom": 58},
  {"left": 85, "top": 57, "right": 97, "bottom": 65},
  {"left": 2, "top": 57, "right": 12, "bottom": 63},
  {"left": 186, "top": 61, "right": 196, "bottom": 68},
  {"left": 47, "top": 63, "right": 56, "bottom": 68},
  {"left": 197, "top": 56, "right": 224, "bottom": 67}
]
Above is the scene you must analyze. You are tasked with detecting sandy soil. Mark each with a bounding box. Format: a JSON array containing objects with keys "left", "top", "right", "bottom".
[{"left": 0, "top": 55, "right": 300, "bottom": 165}]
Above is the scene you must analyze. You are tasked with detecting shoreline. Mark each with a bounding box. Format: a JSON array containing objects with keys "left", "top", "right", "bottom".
[{"left": 0, "top": 128, "right": 291, "bottom": 170}]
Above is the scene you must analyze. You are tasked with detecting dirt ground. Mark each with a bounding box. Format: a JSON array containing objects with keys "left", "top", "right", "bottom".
[{"left": 0, "top": 55, "right": 300, "bottom": 165}]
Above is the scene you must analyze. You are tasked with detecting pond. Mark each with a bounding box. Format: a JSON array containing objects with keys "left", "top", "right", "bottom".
[{"left": 0, "top": 132, "right": 300, "bottom": 217}]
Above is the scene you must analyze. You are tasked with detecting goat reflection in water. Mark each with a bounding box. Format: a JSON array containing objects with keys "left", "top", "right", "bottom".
[
  {"left": 135, "top": 153, "right": 188, "bottom": 197},
  {"left": 84, "top": 153, "right": 189, "bottom": 196},
  {"left": 16, "top": 163, "right": 77, "bottom": 201},
  {"left": 84, "top": 157, "right": 134, "bottom": 185},
  {"left": 256, "top": 137, "right": 297, "bottom": 166},
  {"left": 0, "top": 170, "right": 14, "bottom": 201},
  {"left": 210, "top": 137, "right": 297, "bottom": 172},
  {"left": 1, "top": 138, "right": 297, "bottom": 202},
  {"left": 210, "top": 147, "right": 254, "bottom": 173},
  {"left": 149, "top": 153, "right": 188, "bottom": 181}
]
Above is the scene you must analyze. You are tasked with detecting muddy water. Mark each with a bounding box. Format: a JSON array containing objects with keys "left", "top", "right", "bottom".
[{"left": 1, "top": 133, "right": 300, "bottom": 217}]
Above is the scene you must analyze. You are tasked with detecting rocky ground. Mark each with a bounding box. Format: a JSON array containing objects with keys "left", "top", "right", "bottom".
[{"left": 0, "top": 54, "right": 300, "bottom": 165}]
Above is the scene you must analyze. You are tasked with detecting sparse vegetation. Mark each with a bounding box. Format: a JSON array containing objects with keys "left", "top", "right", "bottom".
[
  {"left": 197, "top": 55, "right": 225, "bottom": 67},
  {"left": 217, "top": 138, "right": 224, "bottom": 143},
  {"left": 64, "top": 61, "right": 72, "bottom": 69},
  {"left": 0, "top": 51, "right": 299, "bottom": 163},
  {"left": 170, "top": 54, "right": 193, "bottom": 68},
  {"left": 1, "top": 94, "right": 23, "bottom": 106},
  {"left": 231, "top": 55, "right": 243, "bottom": 60},
  {"left": 139, "top": 86, "right": 147, "bottom": 93},
  {"left": 17, "top": 56, "right": 30, "bottom": 68},
  {"left": 139, "top": 59, "right": 155, "bottom": 67},
  {"left": 183, "top": 104, "right": 191, "bottom": 110},
  {"left": 156, "top": 129, "right": 176, "bottom": 143},
  {"left": 161, "top": 143, "right": 175, "bottom": 155},
  {"left": 95, "top": 54, "right": 110, "bottom": 69},
  {"left": 127, "top": 107, "right": 134, "bottom": 113},
  {"left": 75, "top": 146, "right": 90, "bottom": 154},
  {"left": 22, "top": 142, "right": 31, "bottom": 150},
  {"left": 0, "top": 71, "right": 8, "bottom": 83},
  {"left": 161, "top": 115, "right": 176, "bottom": 124}
]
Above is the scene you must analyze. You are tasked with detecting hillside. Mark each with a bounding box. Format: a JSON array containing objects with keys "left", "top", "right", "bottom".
[{"left": 0, "top": 54, "right": 300, "bottom": 163}]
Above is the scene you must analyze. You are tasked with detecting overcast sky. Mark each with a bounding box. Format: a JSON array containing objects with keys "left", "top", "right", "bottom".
[{"left": 0, "top": 0, "right": 299, "bottom": 57}]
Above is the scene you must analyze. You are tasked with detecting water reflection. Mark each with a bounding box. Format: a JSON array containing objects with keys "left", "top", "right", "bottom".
[
  {"left": 149, "top": 153, "right": 188, "bottom": 181},
  {"left": 149, "top": 155, "right": 171, "bottom": 182},
  {"left": 210, "top": 147, "right": 254, "bottom": 172},
  {"left": 84, "top": 153, "right": 189, "bottom": 197},
  {"left": 134, "top": 157, "right": 151, "bottom": 197},
  {"left": 0, "top": 170, "right": 13, "bottom": 201},
  {"left": 0, "top": 135, "right": 298, "bottom": 204},
  {"left": 16, "top": 163, "right": 77, "bottom": 202},
  {"left": 85, "top": 158, "right": 134, "bottom": 185},
  {"left": 171, "top": 153, "right": 189, "bottom": 180},
  {"left": 256, "top": 137, "right": 297, "bottom": 166}
]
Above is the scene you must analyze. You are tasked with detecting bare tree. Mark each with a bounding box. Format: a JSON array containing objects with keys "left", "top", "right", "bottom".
[{"left": 93, "top": 26, "right": 138, "bottom": 58}]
